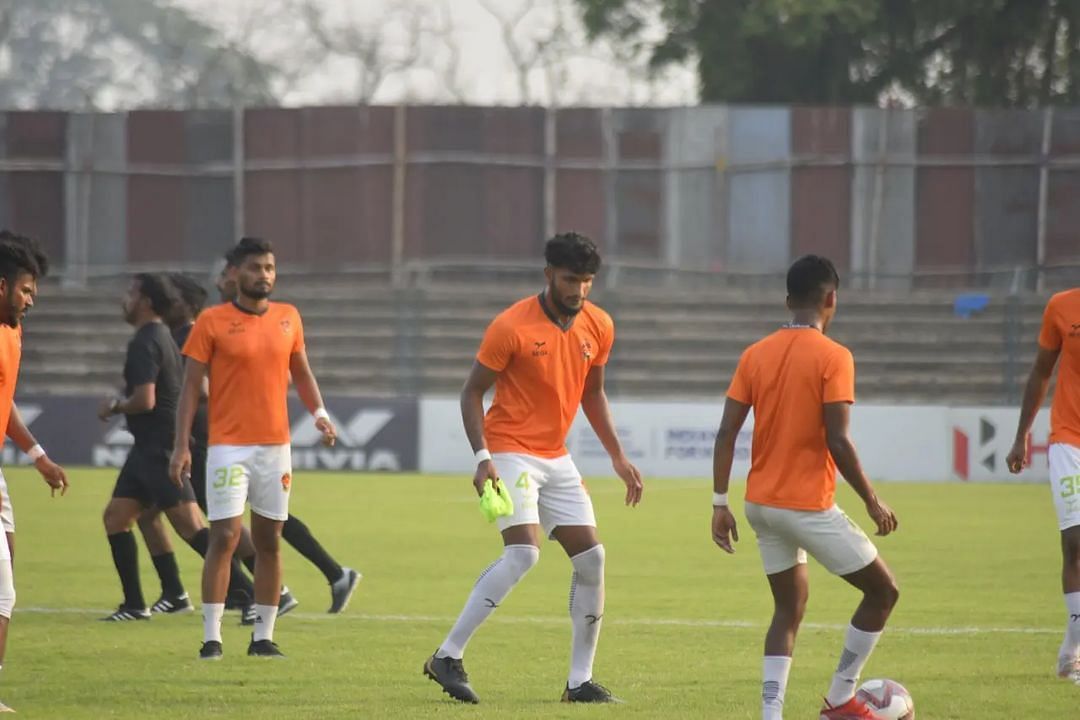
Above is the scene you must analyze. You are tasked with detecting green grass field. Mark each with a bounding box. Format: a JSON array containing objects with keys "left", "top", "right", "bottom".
[{"left": 0, "top": 468, "right": 1072, "bottom": 718}]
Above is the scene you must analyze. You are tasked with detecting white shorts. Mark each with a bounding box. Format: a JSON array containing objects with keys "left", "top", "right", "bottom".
[
  {"left": 1049, "top": 443, "right": 1080, "bottom": 531},
  {"left": 206, "top": 444, "right": 292, "bottom": 522},
  {"left": 492, "top": 453, "right": 596, "bottom": 538},
  {"left": 744, "top": 501, "right": 878, "bottom": 576},
  {"left": 0, "top": 470, "right": 13, "bottom": 535}
]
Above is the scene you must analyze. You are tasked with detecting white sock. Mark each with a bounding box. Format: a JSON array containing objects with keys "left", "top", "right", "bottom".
[
  {"left": 762, "top": 655, "right": 792, "bottom": 720},
  {"left": 826, "top": 625, "right": 882, "bottom": 706},
  {"left": 437, "top": 544, "right": 540, "bottom": 659},
  {"left": 568, "top": 544, "right": 605, "bottom": 689},
  {"left": 202, "top": 603, "right": 224, "bottom": 643},
  {"left": 253, "top": 604, "right": 278, "bottom": 642},
  {"left": 1061, "top": 592, "right": 1080, "bottom": 659}
]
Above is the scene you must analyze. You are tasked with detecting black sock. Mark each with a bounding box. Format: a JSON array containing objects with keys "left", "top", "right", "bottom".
[
  {"left": 108, "top": 531, "right": 145, "bottom": 610},
  {"left": 227, "top": 557, "right": 255, "bottom": 606},
  {"left": 151, "top": 552, "right": 185, "bottom": 599},
  {"left": 186, "top": 528, "right": 210, "bottom": 557},
  {"left": 282, "top": 514, "right": 343, "bottom": 583}
]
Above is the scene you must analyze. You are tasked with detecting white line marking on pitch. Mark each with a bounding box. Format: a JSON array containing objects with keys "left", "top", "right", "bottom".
[{"left": 14, "top": 607, "right": 1058, "bottom": 636}]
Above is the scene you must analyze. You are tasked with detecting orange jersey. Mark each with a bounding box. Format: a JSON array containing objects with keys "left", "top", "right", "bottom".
[
  {"left": 478, "top": 294, "right": 614, "bottom": 458},
  {"left": 1039, "top": 289, "right": 1080, "bottom": 447},
  {"left": 728, "top": 327, "right": 855, "bottom": 511},
  {"left": 182, "top": 302, "right": 304, "bottom": 446},
  {"left": 0, "top": 325, "right": 21, "bottom": 441}
]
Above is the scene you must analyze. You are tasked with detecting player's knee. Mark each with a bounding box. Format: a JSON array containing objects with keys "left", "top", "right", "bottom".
[
  {"left": 570, "top": 543, "right": 605, "bottom": 586},
  {"left": 503, "top": 544, "right": 540, "bottom": 578},
  {"left": 873, "top": 577, "right": 900, "bottom": 611},
  {"left": 102, "top": 505, "right": 131, "bottom": 534}
]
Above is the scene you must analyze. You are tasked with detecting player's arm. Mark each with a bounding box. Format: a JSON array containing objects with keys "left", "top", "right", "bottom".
[
  {"left": 581, "top": 364, "right": 642, "bottom": 506},
  {"left": 824, "top": 402, "right": 897, "bottom": 536},
  {"left": 461, "top": 360, "right": 499, "bottom": 495},
  {"left": 1007, "top": 346, "right": 1060, "bottom": 473},
  {"left": 711, "top": 397, "right": 750, "bottom": 553},
  {"left": 6, "top": 404, "right": 67, "bottom": 496},
  {"left": 289, "top": 349, "right": 336, "bottom": 447},
  {"left": 169, "top": 359, "right": 206, "bottom": 487},
  {"left": 99, "top": 383, "right": 155, "bottom": 420}
]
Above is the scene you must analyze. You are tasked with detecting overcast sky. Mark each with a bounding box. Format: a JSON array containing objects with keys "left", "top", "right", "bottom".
[{"left": 176, "top": 0, "right": 699, "bottom": 107}]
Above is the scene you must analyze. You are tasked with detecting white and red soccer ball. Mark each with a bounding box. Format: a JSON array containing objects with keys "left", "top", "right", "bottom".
[{"left": 855, "top": 679, "right": 914, "bottom": 719}]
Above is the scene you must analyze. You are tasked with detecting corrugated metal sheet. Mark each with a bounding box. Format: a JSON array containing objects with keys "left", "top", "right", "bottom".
[
  {"left": 916, "top": 108, "right": 975, "bottom": 270},
  {"left": 792, "top": 106, "right": 850, "bottom": 269},
  {"left": 6, "top": 112, "right": 66, "bottom": 264},
  {"left": 664, "top": 105, "right": 726, "bottom": 269},
  {"left": 726, "top": 106, "right": 790, "bottom": 272}
]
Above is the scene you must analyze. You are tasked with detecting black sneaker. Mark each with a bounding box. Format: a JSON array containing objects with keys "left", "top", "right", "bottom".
[
  {"left": 247, "top": 637, "right": 285, "bottom": 658},
  {"left": 150, "top": 594, "right": 194, "bottom": 614},
  {"left": 328, "top": 568, "right": 361, "bottom": 613},
  {"left": 562, "top": 680, "right": 621, "bottom": 703},
  {"left": 199, "top": 640, "right": 223, "bottom": 660},
  {"left": 278, "top": 588, "right": 299, "bottom": 617},
  {"left": 423, "top": 652, "right": 480, "bottom": 704},
  {"left": 100, "top": 605, "right": 151, "bottom": 622},
  {"left": 239, "top": 604, "right": 257, "bottom": 626}
]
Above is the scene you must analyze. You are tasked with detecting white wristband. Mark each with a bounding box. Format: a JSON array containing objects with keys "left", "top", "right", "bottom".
[
  {"left": 474, "top": 448, "right": 492, "bottom": 464},
  {"left": 313, "top": 407, "right": 330, "bottom": 422},
  {"left": 27, "top": 444, "right": 45, "bottom": 461},
  {"left": 712, "top": 492, "right": 729, "bottom": 507}
]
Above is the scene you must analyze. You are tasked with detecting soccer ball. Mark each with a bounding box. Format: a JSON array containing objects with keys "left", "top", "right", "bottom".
[{"left": 855, "top": 679, "right": 914, "bottom": 719}]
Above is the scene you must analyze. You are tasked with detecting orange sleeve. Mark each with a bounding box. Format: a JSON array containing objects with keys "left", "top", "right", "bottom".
[
  {"left": 593, "top": 315, "right": 615, "bottom": 367},
  {"left": 292, "top": 308, "right": 305, "bottom": 354},
  {"left": 476, "top": 317, "right": 516, "bottom": 371},
  {"left": 823, "top": 347, "right": 856, "bottom": 404},
  {"left": 182, "top": 314, "right": 214, "bottom": 365},
  {"left": 1038, "top": 296, "right": 1062, "bottom": 351},
  {"left": 727, "top": 350, "right": 753, "bottom": 404}
]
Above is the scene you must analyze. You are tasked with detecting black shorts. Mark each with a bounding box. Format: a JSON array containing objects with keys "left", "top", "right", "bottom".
[
  {"left": 113, "top": 445, "right": 197, "bottom": 510},
  {"left": 190, "top": 443, "right": 208, "bottom": 513}
]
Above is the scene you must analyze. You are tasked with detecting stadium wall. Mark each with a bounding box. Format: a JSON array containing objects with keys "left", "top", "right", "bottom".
[{"left": 1, "top": 106, "right": 1078, "bottom": 283}]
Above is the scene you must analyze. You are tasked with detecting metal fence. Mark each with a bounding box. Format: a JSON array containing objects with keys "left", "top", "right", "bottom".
[{"left": 0, "top": 105, "right": 1078, "bottom": 288}]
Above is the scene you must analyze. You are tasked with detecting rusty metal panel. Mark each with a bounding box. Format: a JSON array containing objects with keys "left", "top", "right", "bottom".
[
  {"left": 127, "top": 111, "right": 185, "bottom": 262},
  {"left": 297, "top": 106, "right": 395, "bottom": 264},
  {"left": 555, "top": 170, "right": 605, "bottom": 249},
  {"left": 5, "top": 112, "right": 66, "bottom": 264},
  {"left": 244, "top": 108, "right": 302, "bottom": 261},
  {"left": 916, "top": 108, "right": 974, "bottom": 269},
  {"left": 1047, "top": 110, "right": 1080, "bottom": 262},
  {"left": 791, "top": 107, "right": 850, "bottom": 268},
  {"left": 974, "top": 109, "right": 1040, "bottom": 269},
  {"left": 611, "top": 109, "right": 664, "bottom": 259}
]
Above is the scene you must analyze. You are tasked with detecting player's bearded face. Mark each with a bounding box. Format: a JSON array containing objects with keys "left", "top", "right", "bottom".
[
  {"left": 548, "top": 270, "right": 593, "bottom": 317},
  {"left": 0, "top": 273, "right": 33, "bottom": 328},
  {"left": 238, "top": 254, "right": 275, "bottom": 300}
]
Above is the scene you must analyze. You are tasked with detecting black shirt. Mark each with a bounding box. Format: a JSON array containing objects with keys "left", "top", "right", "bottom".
[
  {"left": 171, "top": 323, "right": 209, "bottom": 451},
  {"left": 124, "top": 321, "right": 181, "bottom": 450}
]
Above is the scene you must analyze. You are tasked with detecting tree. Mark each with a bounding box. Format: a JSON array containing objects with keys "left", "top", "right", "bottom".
[
  {"left": 0, "top": 0, "right": 280, "bottom": 110},
  {"left": 575, "top": 0, "right": 1080, "bottom": 106}
]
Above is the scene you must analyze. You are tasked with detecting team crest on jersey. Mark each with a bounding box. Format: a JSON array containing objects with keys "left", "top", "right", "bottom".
[
  {"left": 532, "top": 341, "right": 548, "bottom": 357},
  {"left": 228, "top": 320, "right": 245, "bottom": 335},
  {"left": 281, "top": 473, "right": 291, "bottom": 492},
  {"left": 581, "top": 340, "right": 593, "bottom": 361},
  {"left": 1070, "top": 322, "right": 1080, "bottom": 337},
  {"left": 280, "top": 319, "right": 291, "bottom": 334}
]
